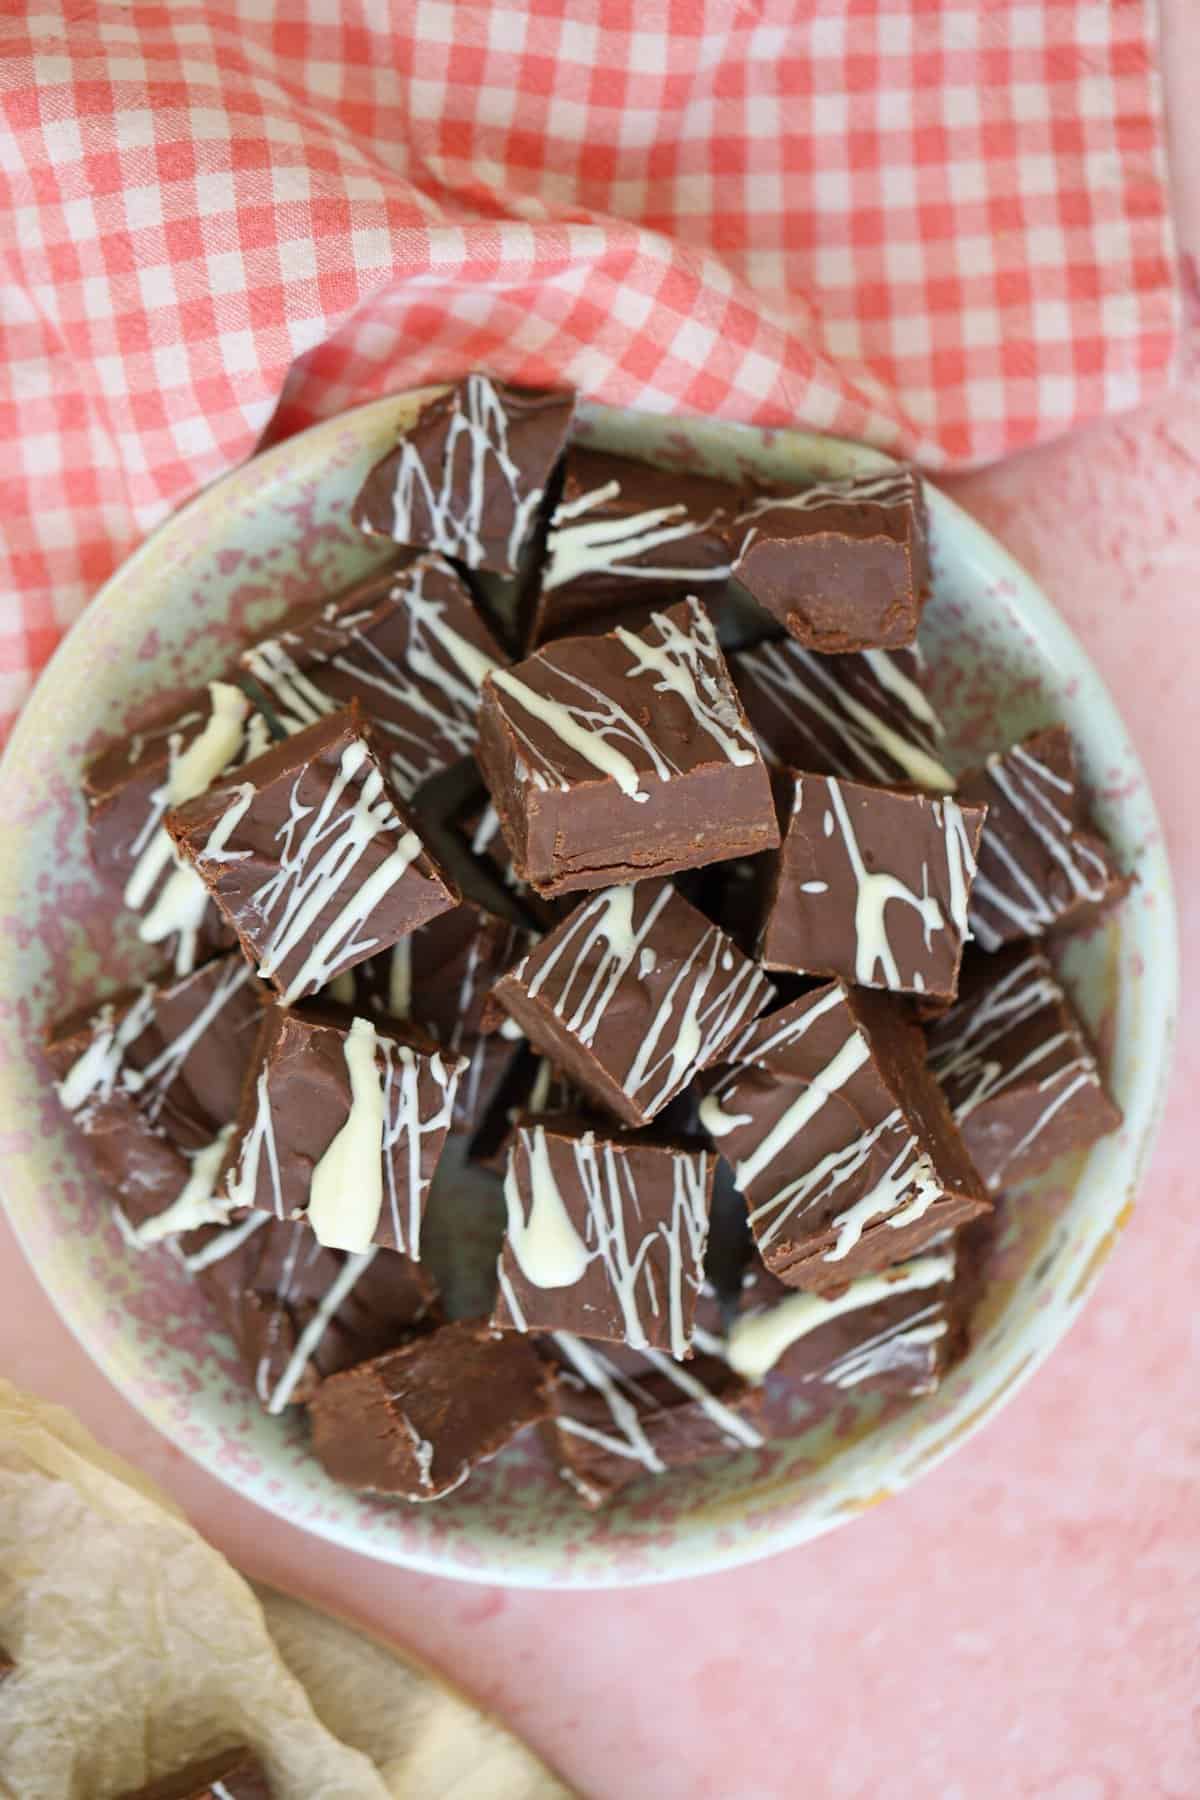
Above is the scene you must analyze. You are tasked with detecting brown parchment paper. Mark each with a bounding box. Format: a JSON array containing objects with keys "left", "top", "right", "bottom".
[{"left": 0, "top": 1382, "right": 568, "bottom": 1800}]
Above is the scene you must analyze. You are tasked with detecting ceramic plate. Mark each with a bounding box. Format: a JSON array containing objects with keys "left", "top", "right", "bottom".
[{"left": 0, "top": 394, "right": 1177, "bottom": 1587}]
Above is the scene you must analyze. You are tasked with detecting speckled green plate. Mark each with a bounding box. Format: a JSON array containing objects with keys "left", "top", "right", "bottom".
[{"left": 0, "top": 394, "right": 1177, "bottom": 1586}]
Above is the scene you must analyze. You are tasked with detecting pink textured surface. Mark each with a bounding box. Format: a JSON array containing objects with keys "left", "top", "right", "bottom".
[{"left": 2, "top": 22, "right": 1198, "bottom": 1800}]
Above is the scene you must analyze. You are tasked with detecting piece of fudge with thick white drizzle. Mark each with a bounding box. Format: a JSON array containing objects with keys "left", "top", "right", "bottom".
[
  {"left": 699, "top": 980, "right": 989, "bottom": 1293},
  {"left": 218, "top": 1003, "right": 466, "bottom": 1259},
  {"left": 166, "top": 704, "right": 460, "bottom": 1005},
  {"left": 491, "top": 1115, "right": 716, "bottom": 1356},
  {"left": 491, "top": 878, "right": 774, "bottom": 1128}
]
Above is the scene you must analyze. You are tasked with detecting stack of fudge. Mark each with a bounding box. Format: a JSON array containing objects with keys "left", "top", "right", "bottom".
[{"left": 47, "top": 373, "right": 1126, "bottom": 1512}]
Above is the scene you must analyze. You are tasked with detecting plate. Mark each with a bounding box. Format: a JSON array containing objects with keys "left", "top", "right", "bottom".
[{"left": 0, "top": 393, "right": 1177, "bottom": 1587}]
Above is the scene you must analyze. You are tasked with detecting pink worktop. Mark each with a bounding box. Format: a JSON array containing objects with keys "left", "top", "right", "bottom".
[{"left": 4, "top": 12, "right": 1198, "bottom": 1796}]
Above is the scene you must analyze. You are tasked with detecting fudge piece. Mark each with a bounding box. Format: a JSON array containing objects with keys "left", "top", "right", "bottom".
[
  {"left": 167, "top": 706, "right": 459, "bottom": 1005},
  {"left": 239, "top": 554, "right": 506, "bottom": 801},
  {"left": 927, "top": 945, "right": 1122, "bottom": 1191},
  {"left": 730, "top": 637, "right": 954, "bottom": 792},
  {"left": 477, "top": 597, "right": 779, "bottom": 897},
  {"left": 733, "top": 467, "right": 929, "bottom": 652},
  {"left": 45, "top": 953, "right": 263, "bottom": 1237},
  {"left": 353, "top": 374, "right": 574, "bottom": 573},
  {"left": 85, "top": 680, "right": 272, "bottom": 973},
  {"left": 725, "top": 1242, "right": 965, "bottom": 1392},
  {"left": 698, "top": 981, "right": 989, "bottom": 1292},
  {"left": 758, "top": 772, "right": 986, "bottom": 1001},
  {"left": 309, "top": 1319, "right": 555, "bottom": 1500},
  {"left": 187, "top": 1213, "right": 440, "bottom": 1412},
  {"left": 527, "top": 447, "right": 743, "bottom": 643},
  {"left": 491, "top": 1117, "right": 716, "bottom": 1355},
  {"left": 491, "top": 879, "right": 774, "bottom": 1127},
  {"left": 957, "top": 726, "right": 1128, "bottom": 950},
  {"left": 546, "top": 1332, "right": 764, "bottom": 1509},
  {"left": 115, "top": 1746, "right": 270, "bottom": 1800},
  {"left": 221, "top": 1004, "right": 465, "bottom": 1258}
]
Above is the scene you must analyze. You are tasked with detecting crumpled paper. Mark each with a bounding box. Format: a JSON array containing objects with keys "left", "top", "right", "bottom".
[{"left": 0, "top": 1382, "right": 567, "bottom": 1800}]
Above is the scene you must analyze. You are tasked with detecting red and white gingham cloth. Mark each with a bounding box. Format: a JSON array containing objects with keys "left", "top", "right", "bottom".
[{"left": 0, "top": 1, "right": 1179, "bottom": 739}]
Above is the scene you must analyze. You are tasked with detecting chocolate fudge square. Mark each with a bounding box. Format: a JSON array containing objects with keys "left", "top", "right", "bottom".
[
  {"left": 188, "top": 1212, "right": 440, "bottom": 1412},
  {"left": 492, "top": 1117, "right": 716, "bottom": 1355},
  {"left": 220, "top": 1004, "right": 465, "bottom": 1258},
  {"left": 957, "top": 725, "right": 1129, "bottom": 950},
  {"left": 84, "top": 679, "right": 271, "bottom": 973},
  {"left": 759, "top": 772, "right": 986, "bottom": 1001},
  {"left": 239, "top": 553, "right": 506, "bottom": 801},
  {"left": 546, "top": 1332, "right": 764, "bottom": 1509},
  {"left": 477, "top": 597, "right": 779, "bottom": 897},
  {"left": 167, "top": 706, "right": 459, "bottom": 1004},
  {"left": 733, "top": 467, "right": 929, "bottom": 652},
  {"left": 308, "top": 1319, "right": 555, "bottom": 1500},
  {"left": 115, "top": 1746, "right": 271, "bottom": 1800},
  {"left": 45, "top": 952, "right": 263, "bottom": 1238},
  {"left": 729, "top": 637, "right": 954, "bottom": 792},
  {"left": 699, "top": 981, "right": 989, "bottom": 1292},
  {"left": 927, "top": 944, "right": 1122, "bottom": 1192},
  {"left": 353, "top": 373, "right": 574, "bottom": 573},
  {"left": 725, "top": 1241, "right": 966, "bottom": 1392},
  {"left": 527, "top": 446, "right": 743, "bottom": 643},
  {"left": 491, "top": 879, "right": 774, "bottom": 1127}
]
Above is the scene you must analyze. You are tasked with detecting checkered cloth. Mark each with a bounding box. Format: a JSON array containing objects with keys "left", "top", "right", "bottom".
[{"left": 0, "top": 2, "right": 1179, "bottom": 739}]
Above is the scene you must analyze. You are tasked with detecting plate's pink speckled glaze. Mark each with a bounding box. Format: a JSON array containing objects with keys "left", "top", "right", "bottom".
[{"left": 0, "top": 395, "right": 1177, "bottom": 1587}]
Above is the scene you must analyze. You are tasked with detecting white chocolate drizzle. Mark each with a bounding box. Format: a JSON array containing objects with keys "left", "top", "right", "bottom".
[
  {"left": 726, "top": 1251, "right": 955, "bottom": 1381},
  {"left": 735, "top": 637, "right": 953, "bottom": 790},
  {"left": 543, "top": 480, "right": 736, "bottom": 592},
  {"left": 501, "top": 1123, "right": 590, "bottom": 1288},
  {"left": 307, "top": 1017, "right": 387, "bottom": 1252},
  {"left": 738, "top": 467, "right": 917, "bottom": 539},
  {"left": 516, "top": 882, "right": 769, "bottom": 1117},
  {"left": 968, "top": 741, "right": 1118, "bottom": 949},
  {"left": 499, "top": 1128, "right": 711, "bottom": 1357},
  {"left": 122, "top": 683, "right": 260, "bottom": 972},
  {"left": 130, "top": 1124, "right": 237, "bottom": 1246},
  {"left": 552, "top": 1333, "right": 763, "bottom": 1476},
  {"left": 383, "top": 375, "right": 547, "bottom": 570},
  {"left": 490, "top": 597, "right": 758, "bottom": 804}
]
